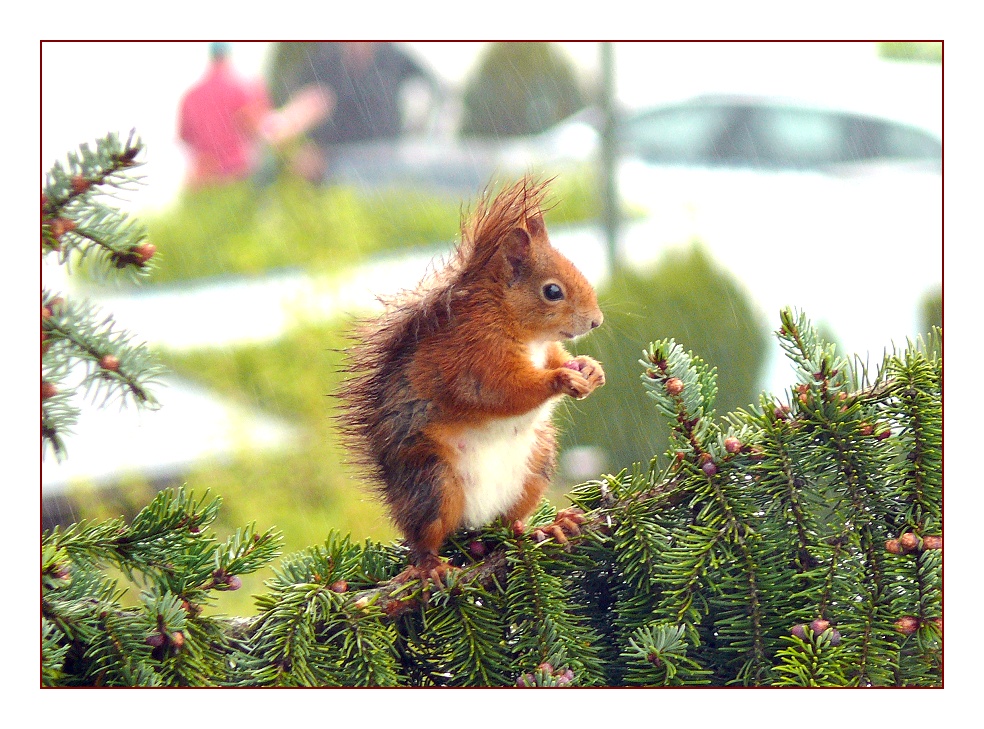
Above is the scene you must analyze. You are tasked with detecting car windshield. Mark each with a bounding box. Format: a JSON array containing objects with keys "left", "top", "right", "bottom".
[
  {"left": 622, "top": 104, "right": 736, "bottom": 165},
  {"left": 621, "top": 100, "right": 941, "bottom": 170},
  {"left": 748, "top": 106, "right": 845, "bottom": 167}
]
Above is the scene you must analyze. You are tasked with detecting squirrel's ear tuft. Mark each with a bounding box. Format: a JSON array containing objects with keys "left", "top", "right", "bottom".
[
  {"left": 525, "top": 210, "right": 545, "bottom": 239},
  {"left": 502, "top": 227, "right": 531, "bottom": 285}
]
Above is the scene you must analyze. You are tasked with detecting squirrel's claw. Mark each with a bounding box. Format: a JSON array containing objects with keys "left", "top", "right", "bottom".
[{"left": 395, "top": 555, "right": 458, "bottom": 588}]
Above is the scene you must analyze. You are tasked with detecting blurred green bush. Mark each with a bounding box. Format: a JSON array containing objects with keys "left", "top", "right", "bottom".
[
  {"left": 460, "top": 42, "right": 588, "bottom": 138},
  {"left": 877, "top": 42, "right": 942, "bottom": 64},
  {"left": 562, "top": 244, "right": 770, "bottom": 476},
  {"left": 920, "top": 285, "right": 942, "bottom": 334},
  {"left": 265, "top": 42, "right": 320, "bottom": 107}
]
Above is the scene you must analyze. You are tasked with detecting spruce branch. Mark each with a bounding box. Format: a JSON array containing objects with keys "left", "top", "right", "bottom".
[
  {"left": 43, "top": 130, "right": 143, "bottom": 210},
  {"left": 242, "top": 535, "right": 403, "bottom": 686},
  {"left": 42, "top": 292, "right": 164, "bottom": 406},
  {"left": 43, "top": 489, "right": 282, "bottom": 686},
  {"left": 773, "top": 629, "right": 849, "bottom": 686},
  {"left": 42, "top": 130, "right": 155, "bottom": 281},
  {"left": 41, "top": 133, "right": 161, "bottom": 459},
  {"left": 42, "top": 311, "right": 941, "bottom": 686},
  {"left": 398, "top": 577, "right": 512, "bottom": 686},
  {"left": 503, "top": 531, "right": 606, "bottom": 685},
  {"left": 621, "top": 623, "right": 712, "bottom": 685}
]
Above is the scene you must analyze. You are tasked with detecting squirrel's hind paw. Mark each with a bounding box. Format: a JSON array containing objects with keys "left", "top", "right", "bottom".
[{"left": 530, "top": 508, "right": 587, "bottom": 545}]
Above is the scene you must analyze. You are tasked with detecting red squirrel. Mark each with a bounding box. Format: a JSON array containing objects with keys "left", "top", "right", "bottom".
[{"left": 341, "top": 177, "right": 605, "bottom": 581}]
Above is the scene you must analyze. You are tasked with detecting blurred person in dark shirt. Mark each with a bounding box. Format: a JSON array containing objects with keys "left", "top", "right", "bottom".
[{"left": 271, "top": 42, "right": 436, "bottom": 182}]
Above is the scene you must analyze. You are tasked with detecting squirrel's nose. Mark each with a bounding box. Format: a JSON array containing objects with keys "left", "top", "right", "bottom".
[{"left": 590, "top": 312, "right": 604, "bottom": 329}]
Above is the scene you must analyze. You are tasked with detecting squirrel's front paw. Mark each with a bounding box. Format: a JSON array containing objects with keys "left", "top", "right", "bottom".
[
  {"left": 568, "top": 356, "right": 605, "bottom": 390},
  {"left": 554, "top": 367, "right": 592, "bottom": 399},
  {"left": 557, "top": 358, "right": 604, "bottom": 399}
]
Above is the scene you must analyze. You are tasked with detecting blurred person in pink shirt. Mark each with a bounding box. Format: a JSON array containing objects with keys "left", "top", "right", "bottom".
[{"left": 178, "top": 42, "right": 271, "bottom": 188}]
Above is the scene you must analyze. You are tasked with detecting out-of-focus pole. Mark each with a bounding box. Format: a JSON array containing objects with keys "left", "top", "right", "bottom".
[{"left": 599, "top": 42, "right": 620, "bottom": 275}]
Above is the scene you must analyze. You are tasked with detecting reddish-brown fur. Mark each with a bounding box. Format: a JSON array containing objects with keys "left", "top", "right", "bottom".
[{"left": 340, "top": 177, "right": 605, "bottom": 570}]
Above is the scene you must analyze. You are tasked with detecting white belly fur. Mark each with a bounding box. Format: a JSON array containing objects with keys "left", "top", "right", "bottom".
[
  {"left": 455, "top": 400, "right": 557, "bottom": 528},
  {"left": 456, "top": 340, "right": 556, "bottom": 529}
]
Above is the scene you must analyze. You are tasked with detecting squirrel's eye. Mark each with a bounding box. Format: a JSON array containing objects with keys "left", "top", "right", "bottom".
[{"left": 542, "top": 283, "right": 564, "bottom": 301}]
